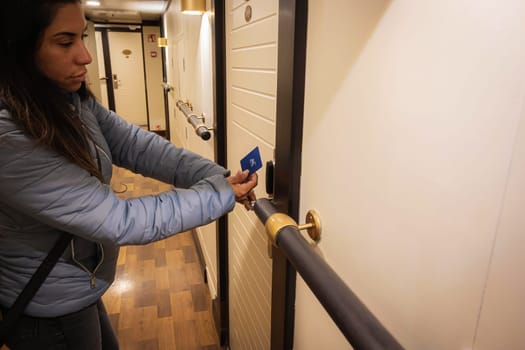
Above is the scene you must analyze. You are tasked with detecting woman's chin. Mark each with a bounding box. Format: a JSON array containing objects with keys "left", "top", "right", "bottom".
[{"left": 61, "top": 82, "right": 83, "bottom": 93}]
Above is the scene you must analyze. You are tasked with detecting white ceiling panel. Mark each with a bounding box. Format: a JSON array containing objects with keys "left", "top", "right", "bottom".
[{"left": 83, "top": 0, "right": 169, "bottom": 23}]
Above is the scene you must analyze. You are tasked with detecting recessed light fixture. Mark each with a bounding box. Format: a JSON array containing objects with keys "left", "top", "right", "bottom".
[{"left": 86, "top": 0, "right": 101, "bottom": 6}]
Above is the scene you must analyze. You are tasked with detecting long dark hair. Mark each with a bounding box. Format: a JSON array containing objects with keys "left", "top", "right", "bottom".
[{"left": 0, "top": 0, "right": 103, "bottom": 182}]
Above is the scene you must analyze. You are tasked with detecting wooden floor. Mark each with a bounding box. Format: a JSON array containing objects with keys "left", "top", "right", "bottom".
[
  {"left": 1, "top": 166, "right": 221, "bottom": 350},
  {"left": 104, "top": 166, "right": 221, "bottom": 350}
]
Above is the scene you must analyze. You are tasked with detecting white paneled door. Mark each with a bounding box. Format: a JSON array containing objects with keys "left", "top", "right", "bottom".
[
  {"left": 107, "top": 31, "right": 148, "bottom": 126},
  {"left": 226, "top": 0, "right": 279, "bottom": 349}
]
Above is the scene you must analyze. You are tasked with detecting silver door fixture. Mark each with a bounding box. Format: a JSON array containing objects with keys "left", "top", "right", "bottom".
[{"left": 112, "top": 74, "right": 119, "bottom": 89}]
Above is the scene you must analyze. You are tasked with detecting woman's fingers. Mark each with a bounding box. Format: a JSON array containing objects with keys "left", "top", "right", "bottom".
[{"left": 228, "top": 170, "right": 258, "bottom": 210}]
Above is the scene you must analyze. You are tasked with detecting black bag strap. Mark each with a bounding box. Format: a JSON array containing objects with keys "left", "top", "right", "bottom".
[{"left": 0, "top": 233, "right": 72, "bottom": 344}]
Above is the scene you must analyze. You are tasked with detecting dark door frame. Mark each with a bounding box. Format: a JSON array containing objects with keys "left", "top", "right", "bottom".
[
  {"left": 211, "top": 0, "right": 230, "bottom": 346},
  {"left": 159, "top": 19, "right": 171, "bottom": 140},
  {"left": 96, "top": 27, "right": 116, "bottom": 111},
  {"left": 213, "top": 0, "right": 309, "bottom": 348},
  {"left": 271, "top": 0, "right": 308, "bottom": 348}
]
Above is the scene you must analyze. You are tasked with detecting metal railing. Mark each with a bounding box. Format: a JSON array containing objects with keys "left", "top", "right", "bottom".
[
  {"left": 175, "top": 100, "right": 213, "bottom": 141},
  {"left": 254, "top": 198, "right": 404, "bottom": 350}
]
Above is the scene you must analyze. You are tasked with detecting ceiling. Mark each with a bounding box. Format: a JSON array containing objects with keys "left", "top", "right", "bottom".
[{"left": 83, "top": 0, "right": 170, "bottom": 23}]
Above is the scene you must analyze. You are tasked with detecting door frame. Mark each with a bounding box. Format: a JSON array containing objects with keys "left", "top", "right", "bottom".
[
  {"left": 213, "top": 0, "right": 309, "bottom": 348},
  {"left": 212, "top": 0, "right": 230, "bottom": 345},
  {"left": 271, "top": 0, "right": 308, "bottom": 348},
  {"left": 159, "top": 19, "right": 171, "bottom": 140},
  {"left": 94, "top": 24, "right": 158, "bottom": 131}
]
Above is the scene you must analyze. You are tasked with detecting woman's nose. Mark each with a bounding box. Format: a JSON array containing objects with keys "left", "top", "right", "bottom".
[{"left": 77, "top": 42, "right": 93, "bottom": 65}]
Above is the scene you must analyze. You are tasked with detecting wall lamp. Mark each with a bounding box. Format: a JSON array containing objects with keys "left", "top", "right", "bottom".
[
  {"left": 181, "top": 0, "right": 206, "bottom": 15},
  {"left": 157, "top": 37, "right": 168, "bottom": 48}
]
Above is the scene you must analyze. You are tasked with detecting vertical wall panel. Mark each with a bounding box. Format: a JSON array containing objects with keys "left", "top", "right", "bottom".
[
  {"left": 142, "top": 26, "right": 165, "bottom": 131},
  {"left": 163, "top": 0, "right": 221, "bottom": 301},
  {"left": 297, "top": 0, "right": 525, "bottom": 349},
  {"left": 474, "top": 100, "right": 525, "bottom": 349}
]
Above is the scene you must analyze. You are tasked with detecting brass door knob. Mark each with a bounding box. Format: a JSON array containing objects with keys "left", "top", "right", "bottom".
[{"left": 298, "top": 210, "right": 321, "bottom": 243}]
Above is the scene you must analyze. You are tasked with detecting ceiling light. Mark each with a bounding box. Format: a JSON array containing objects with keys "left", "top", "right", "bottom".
[
  {"left": 128, "top": 1, "right": 169, "bottom": 13},
  {"left": 86, "top": 0, "right": 101, "bottom": 6},
  {"left": 181, "top": 0, "right": 206, "bottom": 15}
]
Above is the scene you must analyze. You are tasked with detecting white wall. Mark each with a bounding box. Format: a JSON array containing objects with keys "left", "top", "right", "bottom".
[
  {"left": 142, "top": 26, "right": 165, "bottom": 131},
  {"left": 298, "top": 0, "right": 525, "bottom": 349},
  {"left": 163, "top": 0, "right": 219, "bottom": 298}
]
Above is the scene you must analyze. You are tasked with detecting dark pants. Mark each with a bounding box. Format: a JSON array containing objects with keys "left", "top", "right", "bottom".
[{"left": 2, "top": 300, "right": 119, "bottom": 350}]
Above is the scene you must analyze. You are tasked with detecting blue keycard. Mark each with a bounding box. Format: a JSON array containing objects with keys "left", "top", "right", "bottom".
[{"left": 240, "top": 146, "right": 262, "bottom": 175}]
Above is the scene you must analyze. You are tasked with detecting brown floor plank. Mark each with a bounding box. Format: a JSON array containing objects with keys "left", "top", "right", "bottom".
[{"left": 105, "top": 166, "right": 221, "bottom": 349}]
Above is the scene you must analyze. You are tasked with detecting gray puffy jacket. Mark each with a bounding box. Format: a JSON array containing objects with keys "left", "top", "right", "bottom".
[{"left": 0, "top": 93, "right": 235, "bottom": 317}]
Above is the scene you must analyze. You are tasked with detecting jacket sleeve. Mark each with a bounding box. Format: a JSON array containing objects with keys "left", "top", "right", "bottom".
[
  {"left": 0, "top": 114, "right": 235, "bottom": 246},
  {"left": 85, "top": 98, "right": 229, "bottom": 188}
]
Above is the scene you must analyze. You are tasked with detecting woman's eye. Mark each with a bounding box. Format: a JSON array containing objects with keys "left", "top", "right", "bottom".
[{"left": 59, "top": 42, "right": 73, "bottom": 47}]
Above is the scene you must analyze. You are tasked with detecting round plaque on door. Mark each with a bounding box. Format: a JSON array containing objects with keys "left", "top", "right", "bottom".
[
  {"left": 244, "top": 5, "right": 252, "bottom": 22},
  {"left": 122, "top": 49, "right": 132, "bottom": 58}
]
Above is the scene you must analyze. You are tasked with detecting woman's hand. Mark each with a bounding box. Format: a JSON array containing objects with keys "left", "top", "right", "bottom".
[{"left": 227, "top": 170, "right": 258, "bottom": 210}]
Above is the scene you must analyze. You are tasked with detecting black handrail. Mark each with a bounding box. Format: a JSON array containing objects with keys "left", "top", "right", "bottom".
[{"left": 254, "top": 198, "right": 404, "bottom": 350}]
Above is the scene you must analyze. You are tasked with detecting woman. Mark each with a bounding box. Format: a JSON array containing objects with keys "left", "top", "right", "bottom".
[{"left": 0, "top": 1, "right": 257, "bottom": 349}]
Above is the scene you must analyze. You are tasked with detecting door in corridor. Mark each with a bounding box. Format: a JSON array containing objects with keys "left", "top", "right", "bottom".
[
  {"left": 226, "top": 0, "right": 279, "bottom": 348},
  {"left": 96, "top": 28, "right": 148, "bottom": 127}
]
